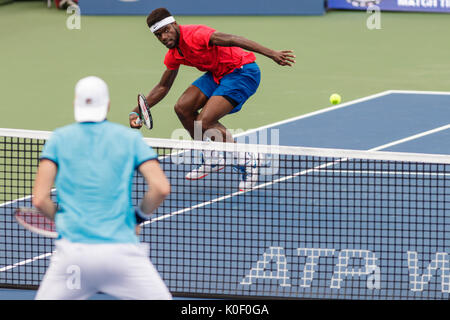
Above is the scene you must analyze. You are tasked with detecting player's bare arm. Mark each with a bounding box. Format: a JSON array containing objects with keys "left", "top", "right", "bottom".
[
  {"left": 138, "top": 160, "right": 171, "bottom": 216},
  {"left": 209, "top": 32, "right": 296, "bottom": 67},
  {"left": 129, "top": 67, "right": 178, "bottom": 128},
  {"left": 32, "top": 159, "right": 58, "bottom": 221}
]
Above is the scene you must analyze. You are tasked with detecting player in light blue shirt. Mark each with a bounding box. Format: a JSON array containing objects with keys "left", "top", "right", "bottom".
[
  {"left": 32, "top": 76, "right": 172, "bottom": 300},
  {"left": 40, "top": 121, "right": 156, "bottom": 244}
]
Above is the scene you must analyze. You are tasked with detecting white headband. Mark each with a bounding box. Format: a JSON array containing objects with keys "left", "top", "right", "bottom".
[{"left": 150, "top": 16, "right": 176, "bottom": 33}]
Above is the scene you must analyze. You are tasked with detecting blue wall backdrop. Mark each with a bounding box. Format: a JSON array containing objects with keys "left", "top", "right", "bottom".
[
  {"left": 78, "top": 0, "right": 325, "bottom": 15},
  {"left": 328, "top": 0, "right": 450, "bottom": 13}
]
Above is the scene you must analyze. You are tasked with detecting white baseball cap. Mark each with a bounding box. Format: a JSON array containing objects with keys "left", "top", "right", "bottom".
[{"left": 74, "top": 76, "right": 109, "bottom": 122}]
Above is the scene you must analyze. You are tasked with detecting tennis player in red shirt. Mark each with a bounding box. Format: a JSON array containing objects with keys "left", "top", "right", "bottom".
[{"left": 129, "top": 8, "right": 295, "bottom": 191}]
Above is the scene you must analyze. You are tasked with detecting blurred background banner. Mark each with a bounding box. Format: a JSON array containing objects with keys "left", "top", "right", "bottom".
[
  {"left": 77, "top": 0, "right": 325, "bottom": 15},
  {"left": 328, "top": 0, "right": 450, "bottom": 13}
]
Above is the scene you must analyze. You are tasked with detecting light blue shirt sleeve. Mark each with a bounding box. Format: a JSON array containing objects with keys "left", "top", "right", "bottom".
[
  {"left": 134, "top": 132, "right": 158, "bottom": 168},
  {"left": 40, "top": 133, "right": 59, "bottom": 165}
]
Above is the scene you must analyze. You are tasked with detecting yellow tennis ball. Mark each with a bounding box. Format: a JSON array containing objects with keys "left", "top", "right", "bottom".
[{"left": 330, "top": 93, "right": 341, "bottom": 105}]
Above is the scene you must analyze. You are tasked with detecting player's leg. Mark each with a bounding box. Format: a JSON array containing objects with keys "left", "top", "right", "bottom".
[
  {"left": 194, "top": 96, "right": 260, "bottom": 191},
  {"left": 98, "top": 243, "right": 172, "bottom": 300},
  {"left": 185, "top": 96, "right": 235, "bottom": 180},
  {"left": 174, "top": 85, "right": 209, "bottom": 140},
  {"left": 35, "top": 240, "right": 97, "bottom": 300},
  {"left": 174, "top": 71, "right": 218, "bottom": 140},
  {"left": 196, "top": 95, "right": 236, "bottom": 143},
  {"left": 184, "top": 63, "right": 261, "bottom": 186},
  {"left": 176, "top": 73, "right": 227, "bottom": 180},
  {"left": 208, "top": 63, "right": 261, "bottom": 190},
  {"left": 36, "top": 271, "right": 96, "bottom": 300}
]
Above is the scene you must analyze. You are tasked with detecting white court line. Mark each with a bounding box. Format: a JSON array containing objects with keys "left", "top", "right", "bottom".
[
  {"left": 370, "top": 124, "right": 450, "bottom": 151},
  {"left": 239, "top": 89, "right": 450, "bottom": 139},
  {"left": 0, "top": 253, "right": 53, "bottom": 273},
  {"left": 2, "top": 91, "right": 450, "bottom": 272},
  {"left": 388, "top": 90, "right": 450, "bottom": 96},
  {"left": 0, "top": 188, "right": 57, "bottom": 209},
  {"left": 307, "top": 169, "right": 450, "bottom": 177},
  {"left": 237, "top": 90, "right": 393, "bottom": 137},
  {"left": 144, "top": 122, "right": 450, "bottom": 224}
]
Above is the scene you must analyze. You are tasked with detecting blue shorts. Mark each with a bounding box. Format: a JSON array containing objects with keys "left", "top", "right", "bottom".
[{"left": 192, "top": 62, "right": 261, "bottom": 114}]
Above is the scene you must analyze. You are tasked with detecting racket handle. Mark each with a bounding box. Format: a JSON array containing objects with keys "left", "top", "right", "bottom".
[{"left": 135, "top": 118, "right": 142, "bottom": 125}]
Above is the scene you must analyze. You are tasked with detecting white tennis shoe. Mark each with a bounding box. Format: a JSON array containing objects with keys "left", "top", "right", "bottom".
[
  {"left": 236, "top": 153, "right": 259, "bottom": 191},
  {"left": 185, "top": 151, "right": 225, "bottom": 180}
]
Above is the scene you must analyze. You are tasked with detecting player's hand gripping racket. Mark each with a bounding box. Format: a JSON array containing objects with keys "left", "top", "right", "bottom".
[
  {"left": 135, "top": 94, "right": 153, "bottom": 129},
  {"left": 14, "top": 207, "right": 57, "bottom": 238}
]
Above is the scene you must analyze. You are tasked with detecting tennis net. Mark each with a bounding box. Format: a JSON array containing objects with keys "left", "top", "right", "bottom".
[{"left": 1, "top": 128, "right": 450, "bottom": 299}]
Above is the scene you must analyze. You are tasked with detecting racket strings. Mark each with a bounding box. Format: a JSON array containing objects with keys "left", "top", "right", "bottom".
[{"left": 17, "top": 210, "right": 55, "bottom": 232}]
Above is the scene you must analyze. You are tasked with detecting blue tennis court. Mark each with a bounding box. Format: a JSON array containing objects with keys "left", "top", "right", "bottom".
[{"left": 1, "top": 90, "right": 450, "bottom": 300}]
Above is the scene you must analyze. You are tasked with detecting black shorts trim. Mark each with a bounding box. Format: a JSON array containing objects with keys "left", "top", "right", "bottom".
[{"left": 222, "top": 95, "right": 239, "bottom": 108}]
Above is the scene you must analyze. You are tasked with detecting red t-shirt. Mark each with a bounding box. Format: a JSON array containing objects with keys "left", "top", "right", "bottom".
[{"left": 164, "top": 25, "right": 256, "bottom": 84}]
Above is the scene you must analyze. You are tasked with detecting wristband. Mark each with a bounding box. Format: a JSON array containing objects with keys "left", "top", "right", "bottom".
[
  {"left": 134, "top": 205, "right": 150, "bottom": 224},
  {"left": 129, "top": 111, "right": 140, "bottom": 118},
  {"left": 135, "top": 210, "right": 146, "bottom": 224}
]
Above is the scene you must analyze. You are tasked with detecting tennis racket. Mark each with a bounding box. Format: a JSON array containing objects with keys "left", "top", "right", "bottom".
[
  {"left": 136, "top": 94, "right": 153, "bottom": 129},
  {"left": 14, "top": 207, "right": 57, "bottom": 238}
]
